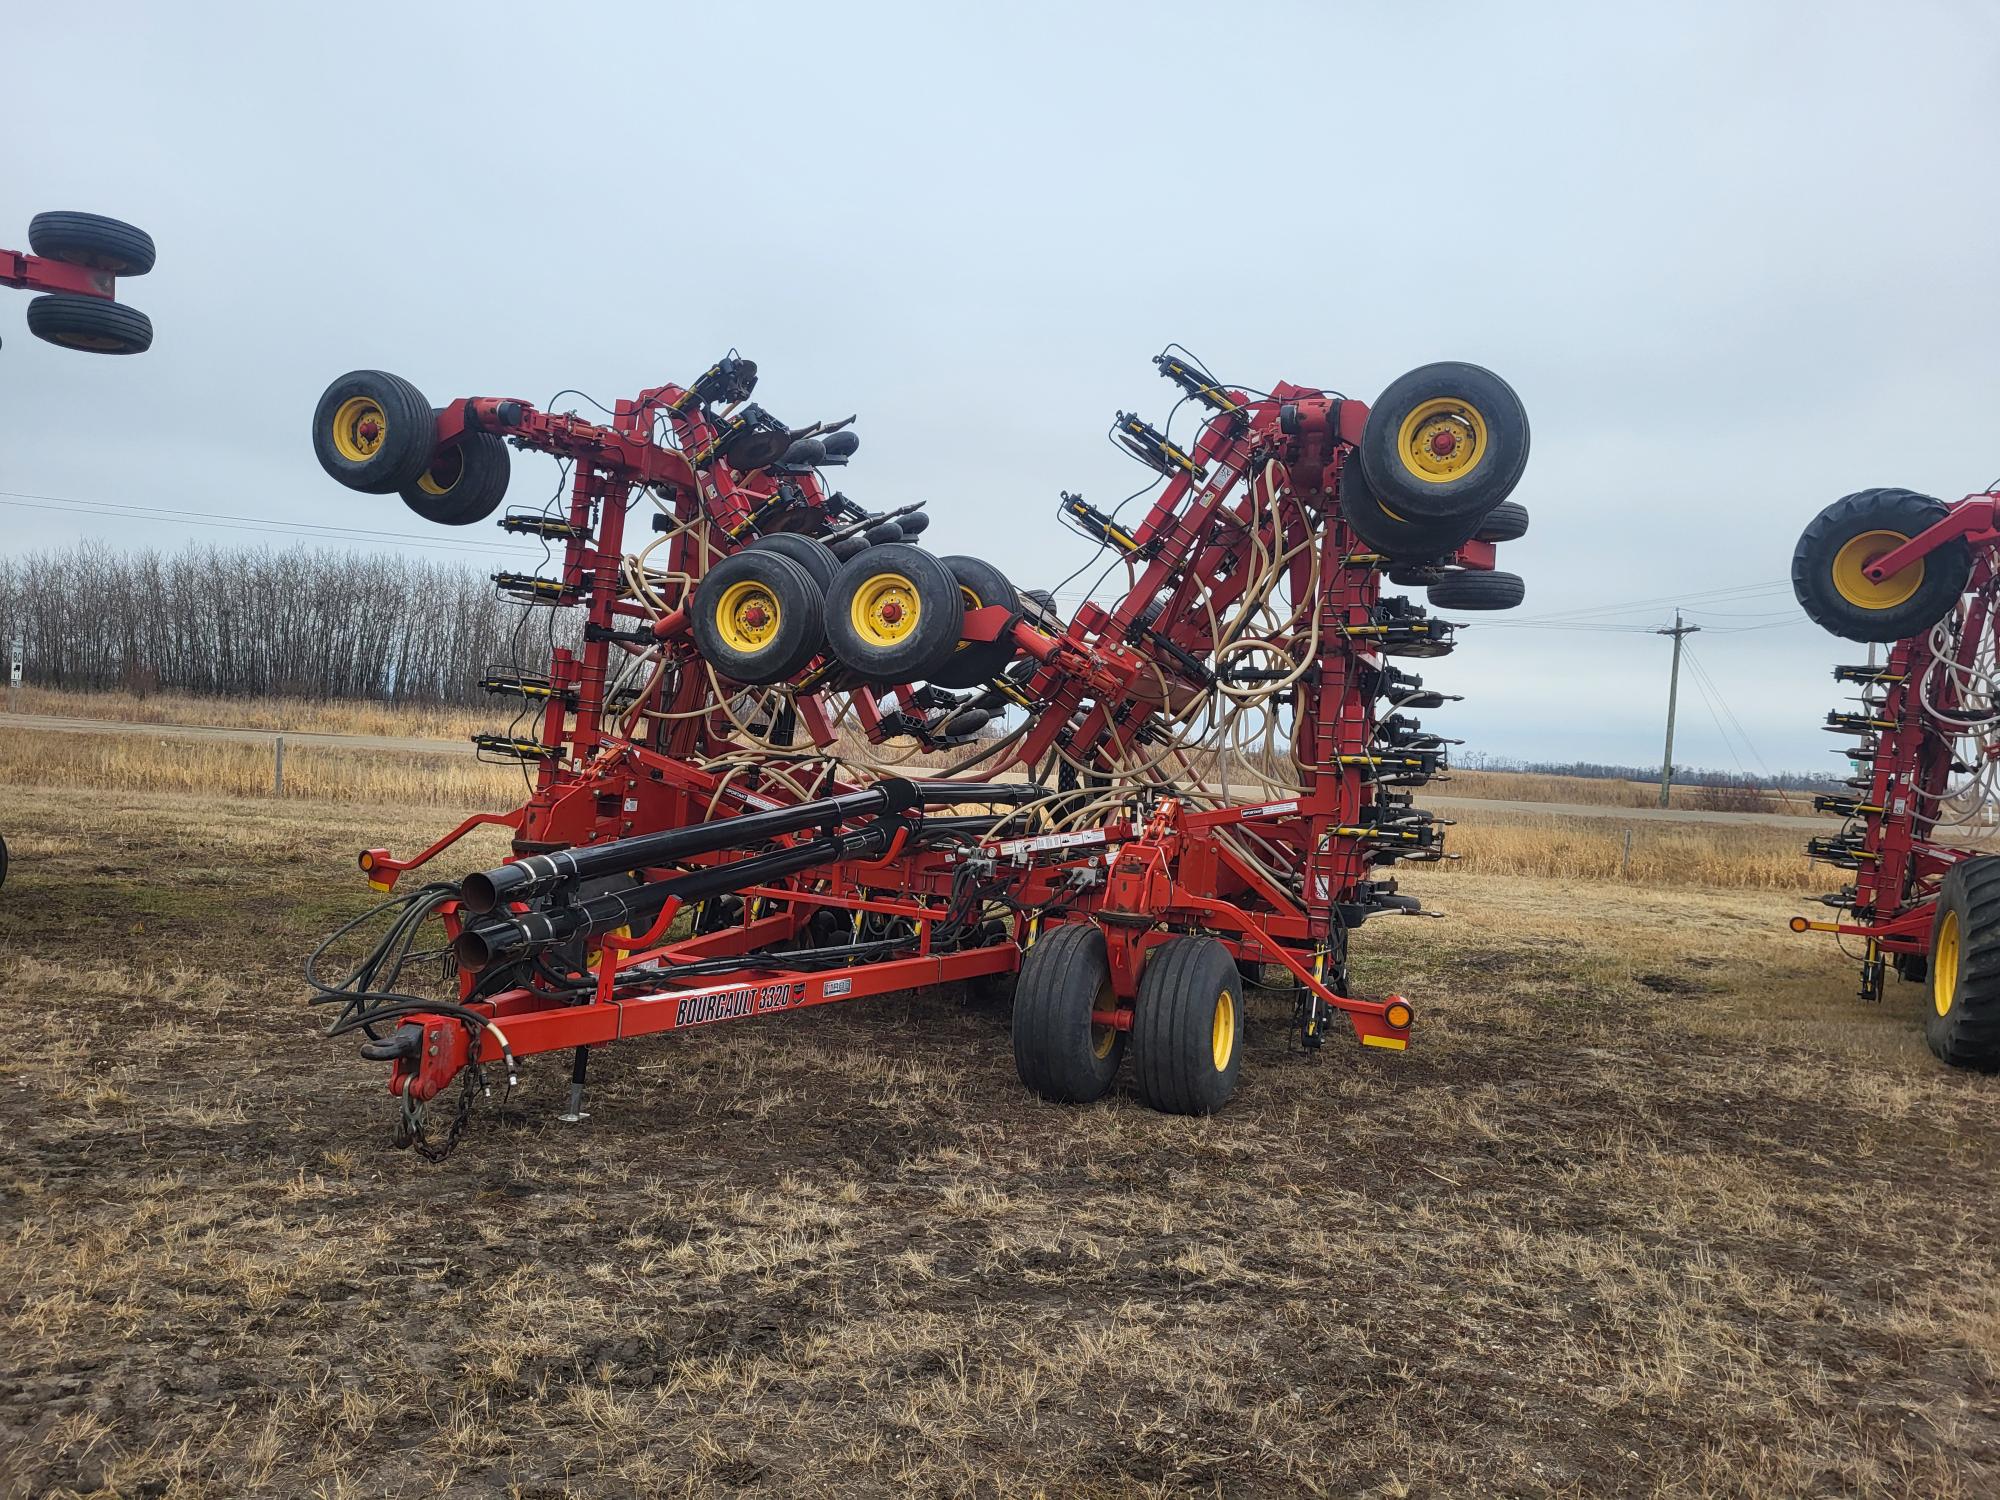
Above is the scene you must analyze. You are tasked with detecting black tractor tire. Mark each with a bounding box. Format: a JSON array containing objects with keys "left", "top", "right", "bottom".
[
  {"left": 1476, "top": 500, "right": 1530, "bottom": 543},
  {"left": 1130, "top": 935, "right": 1243, "bottom": 1115},
  {"left": 1792, "top": 488, "right": 1970, "bottom": 644},
  {"left": 823, "top": 542, "right": 965, "bottom": 685},
  {"left": 312, "top": 370, "right": 437, "bottom": 494},
  {"left": 1427, "top": 569, "right": 1526, "bottom": 611},
  {"left": 1358, "top": 361, "right": 1530, "bottom": 524},
  {"left": 747, "top": 533, "right": 839, "bottom": 595},
  {"left": 29, "top": 211, "right": 156, "bottom": 275},
  {"left": 690, "top": 549, "right": 826, "bottom": 686},
  {"left": 1338, "top": 463, "right": 1482, "bottom": 562},
  {"left": 1011, "top": 922, "right": 1124, "bottom": 1103},
  {"left": 1924, "top": 858, "right": 2000, "bottom": 1071},
  {"left": 400, "top": 429, "right": 511, "bottom": 525},
  {"left": 25, "top": 294, "right": 152, "bottom": 355},
  {"left": 931, "top": 555, "right": 1021, "bottom": 689}
]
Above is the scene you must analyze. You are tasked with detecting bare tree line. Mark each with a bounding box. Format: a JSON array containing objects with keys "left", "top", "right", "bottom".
[{"left": 0, "top": 543, "right": 554, "bottom": 705}]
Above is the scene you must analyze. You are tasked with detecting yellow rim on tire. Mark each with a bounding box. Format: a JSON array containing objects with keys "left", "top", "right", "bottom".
[
  {"left": 851, "top": 571, "right": 921, "bottom": 647},
  {"left": 1395, "top": 397, "right": 1488, "bottom": 484},
  {"left": 1212, "top": 988, "right": 1236, "bottom": 1070},
  {"left": 1831, "top": 530, "right": 1924, "bottom": 611},
  {"left": 415, "top": 446, "right": 464, "bottom": 497},
  {"left": 331, "top": 395, "right": 387, "bottom": 463},
  {"left": 716, "top": 579, "right": 782, "bottom": 653},
  {"left": 1935, "top": 909, "right": 1961, "bottom": 1018}
]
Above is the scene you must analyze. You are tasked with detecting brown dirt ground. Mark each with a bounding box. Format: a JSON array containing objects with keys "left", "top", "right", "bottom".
[{"left": 2, "top": 787, "right": 1998, "bottom": 1498}]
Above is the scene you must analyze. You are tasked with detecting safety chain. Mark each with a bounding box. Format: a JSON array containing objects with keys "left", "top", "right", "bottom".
[{"left": 393, "top": 1062, "right": 484, "bottom": 1163}]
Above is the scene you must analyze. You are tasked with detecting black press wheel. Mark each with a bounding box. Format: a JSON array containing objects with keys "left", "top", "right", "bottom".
[
  {"left": 25, "top": 294, "right": 152, "bottom": 355},
  {"left": 823, "top": 542, "right": 965, "bottom": 685},
  {"left": 1427, "top": 569, "right": 1526, "bottom": 611},
  {"left": 1476, "top": 500, "right": 1530, "bottom": 543},
  {"left": 312, "top": 370, "right": 438, "bottom": 494},
  {"left": 1924, "top": 857, "right": 2000, "bottom": 1071},
  {"left": 1358, "top": 361, "right": 1530, "bottom": 524},
  {"left": 690, "top": 549, "right": 826, "bottom": 686},
  {"left": 1130, "top": 935, "right": 1243, "bottom": 1116},
  {"left": 1792, "top": 489, "right": 1970, "bottom": 645},
  {"left": 29, "top": 211, "right": 156, "bottom": 275},
  {"left": 1011, "top": 922, "right": 1124, "bottom": 1103},
  {"left": 1338, "top": 463, "right": 1481, "bottom": 562},
  {"left": 400, "top": 429, "right": 511, "bottom": 525},
  {"left": 931, "top": 555, "right": 1021, "bottom": 688},
  {"left": 746, "top": 533, "right": 839, "bottom": 595}
]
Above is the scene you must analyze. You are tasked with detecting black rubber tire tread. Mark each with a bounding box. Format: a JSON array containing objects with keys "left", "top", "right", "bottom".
[
  {"left": 399, "top": 430, "right": 511, "bottom": 525},
  {"left": 1925, "top": 857, "right": 2000, "bottom": 1071},
  {"left": 312, "top": 370, "right": 437, "bottom": 494},
  {"left": 1791, "top": 488, "right": 1970, "bottom": 644},
  {"left": 0, "top": 832, "right": 8, "bottom": 889},
  {"left": 1338, "top": 464, "right": 1480, "bottom": 562},
  {"left": 1011, "top": 922, "right": 1123, "bottom": 1103},
  {"left": 1476, "top": 499, "right": 1530, "bottom": 543},
  {"left": 690, "top": 549, "right": 825, "bottom": 686},
  {"left": 24, "top": 294, "right": 152, "bottom": 355},
  {"left": 823, "top": 542, "right": 965, "bottom": 685},
  {"left": 1427, "top": 569, "right": 1526, "bottom": 611},
  {"left": 29, "top": 211, "right": 156, "bottom": 274},
  {"left": 931, "top": 555, "right": 1021, "bottom": 688},
  {"left": 1130, "top": 935, "right": 1243, "bottom": 1116},
  {"left": 1358, "top": 361, "right": 1530, "bottom": 524},
  {"left": 747, "top": 533, "right": 838, "bottom": 594}
]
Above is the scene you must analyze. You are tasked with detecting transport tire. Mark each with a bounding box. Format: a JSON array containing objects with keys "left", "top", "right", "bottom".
[
  {"left": 1358, "top": 361, "right": 1529, "bottom": 524},
  {"left": 25, "top": 294, "right": 151, "bottom": 355},
  {"left": 930, "top": 555, "right": 1021, "bottom": 689},
  {"left": 1130, "top": 935, "right": 1243, "bottom": 1115},
  {"left": 1338, "top": 463, "right": 1482, "bottom": 562},
  {"left": 1924, "top": 857, "right": 2000, "bottom": 1071},
  {"left": 747, "top": 533, "right": 839, "bottom": 595},
  {"left": 1427, "top": 569, "right": 1526, "bottom": 611},
  {"left": 1792, "top": 488, "right": 1970, "bottom": 644},
  {"left": 400, "top": 428, "right": 510, "bottom": 525},
  {"left": 690, "top": 549, "right": 825, "bottom": 685},
  {"left": 1476, "top": 500, "right": 1530, "bottom": 543},
  {"left": 29, "top": 211, "right": 156, "bottom": 275},
  {"left": 312, "top": 370, "right": 437, "bottom": 494},
  {"left": 823, "top": 542, "right": 965, "bottom": 685},
  {"left": 1011, "top": 922, "right": 1124, "bottom": 1103}
]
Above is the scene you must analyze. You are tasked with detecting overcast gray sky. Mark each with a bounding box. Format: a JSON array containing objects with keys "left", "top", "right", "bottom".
[{"left": 5, "top": 1, "right": 1998, "bottom": 774}]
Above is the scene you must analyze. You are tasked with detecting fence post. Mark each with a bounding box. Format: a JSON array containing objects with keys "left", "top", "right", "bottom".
[
  {"left": 1621, "top": 827, "right": 1633, "bottom": 880},
  {"left": 274, "top": 735, "right": 285, "bottom": 797}
]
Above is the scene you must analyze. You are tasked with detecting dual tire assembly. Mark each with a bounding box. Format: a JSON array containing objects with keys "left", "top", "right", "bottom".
[
  {"left": 1341, "top": 361, "right": 1532, "bottom": 611},
  {"left": 1010, "top": 923, "right": 1243, "bottom": 1116},
  {"left": 20, "top": 212, "right": 158, "bottom": 356},
  {"left": 312, "top": 370, "right": 513, "bottom": 525}
]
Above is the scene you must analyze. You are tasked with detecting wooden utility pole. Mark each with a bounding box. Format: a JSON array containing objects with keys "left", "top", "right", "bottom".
[{"left": 1656, "top": 610, "right": 1700, "bottom": 807}]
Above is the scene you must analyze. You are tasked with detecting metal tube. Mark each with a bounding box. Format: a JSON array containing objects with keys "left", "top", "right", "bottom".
[{"left": 459, "top": 776, "right": 1045, "bottom": 913}]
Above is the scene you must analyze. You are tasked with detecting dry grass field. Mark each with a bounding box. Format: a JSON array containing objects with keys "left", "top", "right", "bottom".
[{"left": 3, "top": 784, "right": 1997, "bottom": 1498}]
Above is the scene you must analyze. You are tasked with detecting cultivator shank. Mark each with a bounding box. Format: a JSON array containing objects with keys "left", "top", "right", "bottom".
[{"left": 307, "top": 346, "right": 1531, "bottom": 1150}]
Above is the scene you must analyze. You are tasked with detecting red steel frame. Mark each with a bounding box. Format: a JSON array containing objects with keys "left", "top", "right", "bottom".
[
  {"left": 342, "top": 361, "right": 1506, "bottom": 1108},
  {"left": 1794, "top": 488, "right": 2000, "bottom": 993}
]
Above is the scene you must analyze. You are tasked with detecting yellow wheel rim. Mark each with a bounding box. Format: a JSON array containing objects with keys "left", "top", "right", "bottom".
[
  {"left": 1831, "top": 530, "right": 1924, "bottom": 611},
  {"left": 1090, "top": 976, "right": 1117, "bottom": 1059},
  {"left": 331, "top": 395, "right": 387, "bottom": 463},
  {"left": 1395, "top": 397, "right": 1488, "bottom": 484},
  {"left": 716, "top": 579, "right": 782, "bottom": 653},
  {"left": 1935, "top": 909, "right": 1961, "bottom": 1018},
  {"left": 850, "top": 571, "right": 920, "bottom": 647},
  {"left": 415, "top": 445, "right": 464, "bottom": 497},
  {"left": 1211, "top": 987, "right": 1236, "bottom": 1071}
]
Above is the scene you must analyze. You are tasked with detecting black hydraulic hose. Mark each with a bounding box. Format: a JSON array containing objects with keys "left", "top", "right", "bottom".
[
  {"left": 454, "top": 818, "right": 905, "bottom": 971},
  {"left": 458, "top": 777, "right": 1044, "bottom": 915}
]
